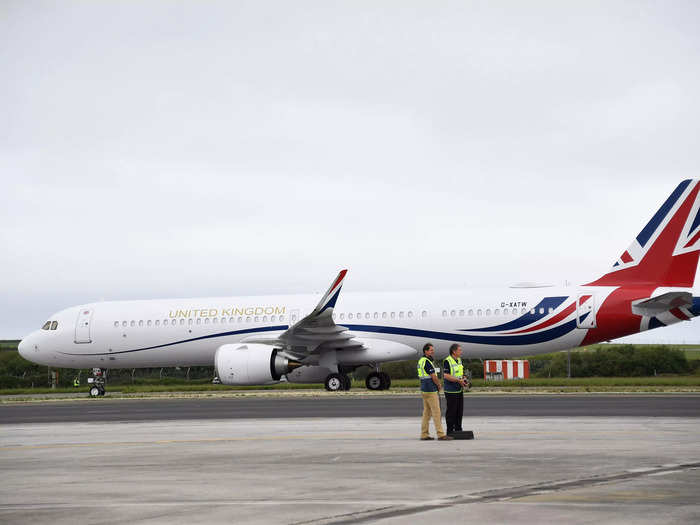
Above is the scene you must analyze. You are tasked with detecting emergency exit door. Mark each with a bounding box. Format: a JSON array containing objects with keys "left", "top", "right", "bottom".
[
  {"left": 75, "top": 308, "right": 94, "bottom": 343},
  {"left": 576, "top": 294, "right": 596, "bottom": 329},
  {"left": 289, "top": 309, "right": 300, "bottom": 327}
]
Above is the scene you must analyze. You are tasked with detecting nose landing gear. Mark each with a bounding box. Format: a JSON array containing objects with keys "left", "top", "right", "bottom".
[{"left": 87, "top": 368, "right": 106, "bottom": 397}]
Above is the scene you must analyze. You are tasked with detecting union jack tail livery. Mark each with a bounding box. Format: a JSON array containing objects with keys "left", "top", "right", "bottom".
[{"left": 588, "top": 179, "right": 700, "bottom": 288}]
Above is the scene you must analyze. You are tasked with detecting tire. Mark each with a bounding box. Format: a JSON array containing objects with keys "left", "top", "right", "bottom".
[
  {"left": 98, "top": 387, "right": 106, "bottom": 396},
  {"left": 89, "top": 386, "right": 101, "bottom": 397},
  {"left": 324, "top": 373, "right": 345, "bottom": 392},
  {"left": 365, "top": 372, "right": 383, "bottom": 391},
  {"left": 379, "top": 372, "right": 391, "bottom": 390}
]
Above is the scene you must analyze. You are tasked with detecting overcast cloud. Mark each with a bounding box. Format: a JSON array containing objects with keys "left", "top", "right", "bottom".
[{"left": 2, "top": 1, "right": 700, "bottom": 342}]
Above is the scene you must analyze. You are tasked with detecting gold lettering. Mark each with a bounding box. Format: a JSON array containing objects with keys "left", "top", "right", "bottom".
[
  {"left": 169, "top": 310, "right": 177, "bottom": 318},
  {"left": 264, "top": 307, "right": 274, "bottom": 315},
  {"left": 254, "top": 307, "right": 264, "bottom": 315},
  {"left": 209, "top": 309, "right": 218, "bottom": 317},
  {"left": 275, "top": 306, "right": 286, "bottom": 315},
  {"left": 245, "top": 307, "right": 254, "bottom": 315},
  {"left": 221, "top": 308, "right": 231, "bottom": 316},
  {"left": 234, "top": 307, "right": 245, "bottom": 316}
]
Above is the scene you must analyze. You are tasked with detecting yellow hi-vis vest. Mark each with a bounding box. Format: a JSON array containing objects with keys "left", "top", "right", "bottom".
[
  {"left": 444, "top": 355, "right": 464, "bottom": 393},
  {"left": 417, "top": 356, "right": 432, "bottom": 378}
]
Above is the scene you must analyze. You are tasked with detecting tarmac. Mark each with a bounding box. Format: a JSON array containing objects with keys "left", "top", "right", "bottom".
[{"left": 2, "top": 400, "right": 700, "bottom": 524}]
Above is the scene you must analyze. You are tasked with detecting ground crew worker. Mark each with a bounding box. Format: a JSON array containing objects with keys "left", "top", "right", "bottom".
[
  {"left": 73, "top": 377, "right": 80, "bottom": 388},
  {"left": 418, "top": 343, "right": 452, "bottom": 441},
  {"left": 443, "top": 343, "right": 469, "bottom": 434}
]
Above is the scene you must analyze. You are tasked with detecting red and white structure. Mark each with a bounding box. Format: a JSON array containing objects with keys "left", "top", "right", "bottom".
[{"left": 484, "top": 360, "right": 530, "bottom": 380}]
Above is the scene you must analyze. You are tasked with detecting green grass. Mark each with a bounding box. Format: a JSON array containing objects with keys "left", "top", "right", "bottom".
[{"left": 3, "top": 376, "right": 700, "bottom": 396}]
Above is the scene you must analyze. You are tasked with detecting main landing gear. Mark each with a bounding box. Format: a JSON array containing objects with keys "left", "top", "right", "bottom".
[
  {"left": 323, "top": 370, "right": 392, "bottom": 392},
  {"left": 365, "top": 371, "right": 391, "bottom": 391},
  {"left": 324, "top": 372, "right": 352, "bottom": 392},
  {"left": 87, "top": 368, "right": 106, "bottom": 397}
]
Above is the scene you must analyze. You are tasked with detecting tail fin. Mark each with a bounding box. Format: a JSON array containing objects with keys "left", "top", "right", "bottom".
[{"left": 587, "top": 179, "right": 700, "bottom": 287}]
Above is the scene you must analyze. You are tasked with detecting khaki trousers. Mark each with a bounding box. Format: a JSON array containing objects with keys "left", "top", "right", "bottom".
[{"left": 421, "top": 392, "right": 446, "bottom": 438}]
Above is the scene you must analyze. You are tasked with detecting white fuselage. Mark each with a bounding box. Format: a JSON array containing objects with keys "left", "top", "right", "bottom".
[{"left": 20, "top": 283, "right": 663, "bottom": 370}]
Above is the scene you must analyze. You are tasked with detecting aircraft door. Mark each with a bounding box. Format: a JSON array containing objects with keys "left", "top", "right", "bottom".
[
  {"left": 75, "top": 308, "right": 94, "bottom": 343},
  {"left": 576, "top": 294, "right": 596, "bottom": 329},
  {"left": 289, "top": 309, "right": 300, "bottom": 327}
]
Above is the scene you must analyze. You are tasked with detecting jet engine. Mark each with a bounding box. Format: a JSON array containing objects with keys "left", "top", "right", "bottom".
[{"left": 215, "top": 344, "right": 301, "bottom": 385}]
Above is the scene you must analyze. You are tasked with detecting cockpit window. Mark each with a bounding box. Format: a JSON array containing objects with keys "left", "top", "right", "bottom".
[
  {"left": 42, "top": 321, "right": 51, "bottom": 330},
  {"left": 50, "top": 321, "right": 58, "bottom": 330}
]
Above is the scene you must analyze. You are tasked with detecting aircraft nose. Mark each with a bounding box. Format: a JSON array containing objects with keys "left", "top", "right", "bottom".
[{"left": 18, "top": 338, "right": 28, "bottom": 358}]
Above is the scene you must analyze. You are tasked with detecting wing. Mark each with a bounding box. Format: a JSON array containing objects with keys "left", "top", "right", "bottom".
[
  {"left": 631, "top": 291, "right": 693, "bottom": 317},
  {"left": 241, "top": 269, "right": 364, "bottom": 358}
]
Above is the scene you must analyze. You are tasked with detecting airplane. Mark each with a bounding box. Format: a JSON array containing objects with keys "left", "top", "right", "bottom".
[{"left": 18, "top": 180, "right": 700, "bottom": 397}]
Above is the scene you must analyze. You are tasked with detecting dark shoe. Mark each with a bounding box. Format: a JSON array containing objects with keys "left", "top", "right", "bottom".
[
  {"left": 420, "top": 436, "right": 434, "bottom": 441},
  {"left": 438, "top": 435, "right": 454, "bottom": 441}
]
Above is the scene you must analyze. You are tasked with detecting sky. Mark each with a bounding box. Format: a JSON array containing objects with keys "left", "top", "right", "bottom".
[{"left": 2, "top": 1, "right": 700, "bottom": 342}]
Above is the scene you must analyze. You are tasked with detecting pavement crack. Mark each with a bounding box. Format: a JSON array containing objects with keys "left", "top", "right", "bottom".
[{"left": 308, "top": 461, "right": 700, "bottom": 524}]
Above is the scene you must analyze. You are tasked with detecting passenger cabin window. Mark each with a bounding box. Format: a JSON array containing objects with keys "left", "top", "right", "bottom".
[
  {"left": 155, "top": 320, "right": 160, "bottom": 326},
  {"left": 408, "top": 311, "right": 413, "bottom": 318},
  {"left": 486, "top": 309, "right": 491, "bottom": 316},
  {"left": 468, "top": 309, "right": 474, "bottom": 316},
  {"left": 450, "top": 310, "right": 455, "bottom": 317},
  {"left": 442, "top": 310, "right": 447, "bottom": 317},
  {"left": 494, "top": 309, "right": 500, "bottom": 316},
  {"left": 50, "top": 321, "right": 58, "bottom": 330},
  {"left": 113, "top": 321, "right": 119, "bottom": 328},
  {"left": 421, "top": 311, "right": 427, "bottom": 318}
]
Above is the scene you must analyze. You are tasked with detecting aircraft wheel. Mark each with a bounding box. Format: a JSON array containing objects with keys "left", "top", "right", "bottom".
[
  {"left": 365, "top": 372, "right": 383, "bottom": 391},
  {"left": 324, "top": 373, "right": 345, "bottom": 392},
  {"left": 89, "top": 386, "right": 101, "bottom": 398},
  {"left": 342, "top": 374, "right": 352, "bottom": 391},
  {"left": 379, "top": 372, "right": 391, "bottom": 390},
  {"left": 98, "top": 387, "right": 106, "bottom": 396}
]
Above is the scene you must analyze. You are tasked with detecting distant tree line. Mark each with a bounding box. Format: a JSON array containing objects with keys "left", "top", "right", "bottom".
[{"left": 0, "top": 343, "right": 698, "bottom": 389}]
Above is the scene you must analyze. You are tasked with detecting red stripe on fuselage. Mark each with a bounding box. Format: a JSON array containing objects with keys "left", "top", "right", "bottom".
[{"left": 509, "top": 296, "right": 589, "bottom": 334}]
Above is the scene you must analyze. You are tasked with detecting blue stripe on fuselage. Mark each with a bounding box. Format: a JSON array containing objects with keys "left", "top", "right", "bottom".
[{"left": 464, "top": 296, "right": 568, "bottom": 332}]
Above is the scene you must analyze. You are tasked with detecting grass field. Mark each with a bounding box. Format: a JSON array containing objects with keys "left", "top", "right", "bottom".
[{"left": 3, "top": 376, "right": 700, "bottom": 396}]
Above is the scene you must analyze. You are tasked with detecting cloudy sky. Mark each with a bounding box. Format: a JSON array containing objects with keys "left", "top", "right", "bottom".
[{"left": 2, "top": 1, "right": 700, "bottom": 342}]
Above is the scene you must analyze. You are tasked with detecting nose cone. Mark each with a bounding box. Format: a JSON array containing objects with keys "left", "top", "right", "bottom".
[{"left": 17, "top": 338, "right": 28, "bottom": 359}]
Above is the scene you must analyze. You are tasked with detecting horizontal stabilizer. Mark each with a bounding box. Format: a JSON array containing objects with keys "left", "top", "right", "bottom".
[{"left": 631, "top": 291, "right": 693, "bottom": 317}]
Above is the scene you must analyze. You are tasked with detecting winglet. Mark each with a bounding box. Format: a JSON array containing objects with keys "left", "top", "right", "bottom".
[{"left": 312, "top": 269, "right": 348, "bottom": 317}]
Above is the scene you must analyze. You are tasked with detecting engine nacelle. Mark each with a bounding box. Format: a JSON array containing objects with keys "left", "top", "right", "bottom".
[{"left": 215, "top": 344, "right": 300, "bottom": 385}]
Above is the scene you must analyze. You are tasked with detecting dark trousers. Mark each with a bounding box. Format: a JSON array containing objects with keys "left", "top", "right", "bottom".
[{"left": 444, "top": 392, "right": 463, "bottom": 433}]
